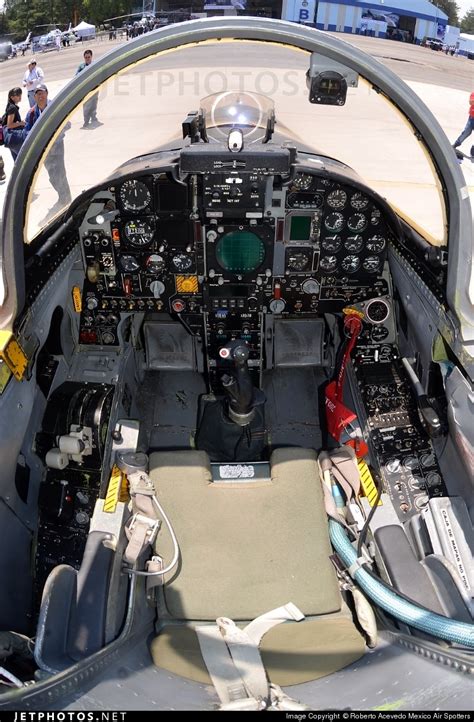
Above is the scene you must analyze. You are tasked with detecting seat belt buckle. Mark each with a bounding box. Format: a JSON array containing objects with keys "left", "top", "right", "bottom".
[{"left": 128, "top": 513, "right": 161, "bottom": 546}]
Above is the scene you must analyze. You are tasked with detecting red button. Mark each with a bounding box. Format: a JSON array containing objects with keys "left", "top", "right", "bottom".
[
  {"left": 219, "top": 347, "right": 230, "bottom": 359},
  {"left": 172, "top": 299, "right": 185, "bottom": 313}
]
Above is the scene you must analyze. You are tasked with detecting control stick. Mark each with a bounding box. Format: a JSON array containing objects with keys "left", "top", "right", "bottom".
[{"left": 220, "top": 341, "right": 265, "bottom": 426}]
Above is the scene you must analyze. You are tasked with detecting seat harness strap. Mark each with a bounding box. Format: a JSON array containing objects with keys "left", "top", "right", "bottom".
[{"left": 196, "top": 603, "right": 310, "bottom": 711}]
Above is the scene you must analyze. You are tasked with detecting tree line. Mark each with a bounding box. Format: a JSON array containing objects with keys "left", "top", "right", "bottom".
[{"left": 1, "top": 0, "right": 473, "bottom": 40}]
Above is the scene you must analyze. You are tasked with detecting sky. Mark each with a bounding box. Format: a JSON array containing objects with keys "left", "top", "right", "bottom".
[{"left": 457, "top": 0, "right": 473, "bottom": 18}]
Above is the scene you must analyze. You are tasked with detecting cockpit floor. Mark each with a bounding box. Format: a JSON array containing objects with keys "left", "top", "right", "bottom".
[
  {"left": 43, "top": 635, "right": 472, "bottom": 711},
  {"left": 137, "top": 371, "right": 206, "bottom": 452}
]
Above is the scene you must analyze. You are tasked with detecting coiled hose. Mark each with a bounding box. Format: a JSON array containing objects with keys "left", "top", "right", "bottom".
[{"left": 329, "top": 519, "right": 474, "bottom": 648}]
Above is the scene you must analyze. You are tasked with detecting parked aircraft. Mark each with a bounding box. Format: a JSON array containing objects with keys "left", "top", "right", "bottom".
[{"left": 0, "top": 17, "right": 472, "bottom": 712}]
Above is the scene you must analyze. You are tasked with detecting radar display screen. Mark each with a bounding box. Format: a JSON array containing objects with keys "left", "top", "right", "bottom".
[
  {"left": 216, "top": 231, "right": 265, "bottom": 272},
  {"left": 290, "top": 215, "right": 312, "bottom": 241}
]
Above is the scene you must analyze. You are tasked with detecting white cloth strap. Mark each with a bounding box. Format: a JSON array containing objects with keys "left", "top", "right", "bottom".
[{"left": 196, "top": 602, "right": 308, "bottom": 711}]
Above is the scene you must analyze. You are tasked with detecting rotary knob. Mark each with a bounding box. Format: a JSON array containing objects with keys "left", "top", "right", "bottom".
[{"left": 149, "top": 280, "right": 165, "bottom": 299}]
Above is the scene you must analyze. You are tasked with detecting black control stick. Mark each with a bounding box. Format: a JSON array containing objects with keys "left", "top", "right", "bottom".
[{"left": 220, "top": 341, "right": 265, "bottom": 426}]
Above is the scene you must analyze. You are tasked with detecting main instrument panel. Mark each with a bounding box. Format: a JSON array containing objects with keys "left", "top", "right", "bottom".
[{"left": 78, "top": 157, "right": 398, "bottom": 387}]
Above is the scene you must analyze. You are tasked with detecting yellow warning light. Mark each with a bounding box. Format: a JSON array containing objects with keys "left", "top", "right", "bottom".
[{"left": 176, "top": 275, "right": 198, "bottom": 293}]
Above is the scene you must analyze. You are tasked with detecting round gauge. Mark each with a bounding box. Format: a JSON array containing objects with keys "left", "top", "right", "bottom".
[
  {"left": 319, "top": 255, "right": 338, "bottom": 273},
  {"left": 124, "top": 220, "right": 154, "bottom": 247},
  {"left": 321, "top": 235, "right": 341, "bottom": 252},
  {"left": 301, "top": 278, "right": 320, "bottom": 295},
  {"left": 172, "top": 253, "right": 193, "bottom": 272},
  {"left": 347, "top": 213, "right": 367, "bottom": 233},
  {"left": 371, "top": 209, "right": 381, "bottom": 226},
  {"left": 119, "top": 180, "right": 151, "bottom": 212},
  {"left": 341, "top": 255, "right": 360, "bottom": 274},
  {"left": 350, "top": 192, "right": 369, "bottom": 210},
  {"left": 344, "top": 235, "right": 364, "bottom": 252},
  {"left": 371, "top": 325, "right": 389, "bottom": 342},
  {"left": 366, "top": 235, "right": 386, "bottom": 253},
  {"left": 324, "top": 212, "right": 344, "bottom": 233},
  {"left": 327, "top": 189, "right": 347, "bottom": 209},
  {"left": 287, "top": 250, "right": 311, "bottom": 271},
  {"left": 293, "top": 173, "right": 313, "bottom": 191},
  {"left": 365, "top": 298, "right": 390, "bottom": 324},
  {"left": 269, "top": 298, "right": 286, "bottom": 314},
  {"left": 119, "top": 255, "right": 141, "bottom": 273},
  {"left": 146, "top": 254, "right": 165, "bottom": 273},
  {"left": 363, "top": 256, "right": 382, "bottom": 273}
]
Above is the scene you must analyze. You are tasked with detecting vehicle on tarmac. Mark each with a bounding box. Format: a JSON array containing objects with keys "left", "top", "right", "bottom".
[
  {"left": 423, "top": 37, "right": 443, "bottom": 50},
  {"left": 0, "top": 17, "right": 472, "bottom": 712}
]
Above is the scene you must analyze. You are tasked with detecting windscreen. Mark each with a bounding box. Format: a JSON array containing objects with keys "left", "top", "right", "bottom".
[{"left": 25, "top": 39, "right": 447, "bottom": 244}]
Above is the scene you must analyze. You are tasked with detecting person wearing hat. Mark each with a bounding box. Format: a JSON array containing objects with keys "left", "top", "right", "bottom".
[
  {"left": 24, "top": 84, "right": 71, "bottom": 214},
  {"left": 23, "top": 59, "right": 45, "bottom": 107}
]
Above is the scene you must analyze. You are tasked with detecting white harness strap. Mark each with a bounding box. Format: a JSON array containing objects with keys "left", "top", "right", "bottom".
[{"left": 196, "top": 603, "right": 310, "bottom": 711}]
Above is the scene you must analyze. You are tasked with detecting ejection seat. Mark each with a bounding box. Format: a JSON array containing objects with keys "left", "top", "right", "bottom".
[{"left": 148, "top": 447, "right": 365, "bottom": 691}]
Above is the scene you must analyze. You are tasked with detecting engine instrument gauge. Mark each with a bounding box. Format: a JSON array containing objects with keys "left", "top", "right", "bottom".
[
  {"left": 287, "top": 250, "right": 311, "bottom": 272},
  {"left": 172, "top": 253, "right": 193, "bottom": 272},
  {"left": 327, "top": 189, "right": 347, "bottom": 209},
  {"left": 124, "top": 220, "right": 154, "bottom": 247},
  {"left": 341, "top": 255, "right": 360, "bottom": 273},
  {"left": 293, "top": 173, "right": 313, "bottom": 191},
  {"left": 344, "top": 235, "right": 364, "bottom": 252},
  {"left": 371, "top": 325, "right": 389, "bottom": 342},
  {"left": 324, "top": 212, "right": 344, "bottom": 232},
  {"left": 347, "top": 213, "right": 367, "bottom": 233},
  {"left": 146, "top": 254, "right": 165, "bottom": 273},
  {"left": 119, "top": 180, "right": 151, "bottom": 212},
  {"left": 366, "top": 235, "right": 386, "bottom": 253},
  {"left": 319, "top": 255, "right": 338, "bottom": 273},
  {"left": 119, "top": 255, "right": 141, "bottom": 273},
  {"left": 365, "top": 298, "right": 390, "bottom": 324},
  {"left": 363, "top": 256, "right": 382, "bottom": 273},
  {"left": 350, "top": 192, "right": 369, "bottom": 210},
  {"left": 321, "top": 235, "right": 342, "bottom": 252}
]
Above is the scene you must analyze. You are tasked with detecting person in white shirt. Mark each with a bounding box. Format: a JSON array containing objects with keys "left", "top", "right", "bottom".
[{"left": 22, "top": 60, "right": 45, "bottom": 107}]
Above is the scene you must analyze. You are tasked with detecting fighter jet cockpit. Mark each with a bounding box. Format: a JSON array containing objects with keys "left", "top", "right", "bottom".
[{"left": 0, "top": 17, "right": 472, "bottom": 711}]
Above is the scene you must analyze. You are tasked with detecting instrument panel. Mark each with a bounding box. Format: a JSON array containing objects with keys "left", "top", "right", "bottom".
[{"left": 78, "top": 160, "right": 397, "bottom": 387}]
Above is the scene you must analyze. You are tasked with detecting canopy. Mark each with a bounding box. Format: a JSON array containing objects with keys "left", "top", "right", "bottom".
[{"left": 73, "top": 21, "right": 96, "bottom": 38}]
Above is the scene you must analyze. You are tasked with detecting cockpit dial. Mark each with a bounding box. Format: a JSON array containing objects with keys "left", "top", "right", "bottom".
[
  {"left": 119, "top": 255, "right": 141, "bottom": 273},
  {"left": 366, "top": 235, "right": 386, "bottom": 253},
  {"left": 146, "top": 254, "right": 165, "bottom": 273},
  {"left": 363, "top": 256, "right": 382, "bottom": 273},
  {"left": 124, "top": 220, "right": 154, "bottom": 247},
  {"left": 341, "top": 255, "right": 361, "bottom": 273},
  {"left": 320, "top": 255, "right": 338, "bottom": 273},
  {"left": 347, "top": 213, "right": 367, "bottom": 233},
  {"left": 119, "top": 180, "right": 152, "bottom": 212},
  {"left": 350, "top": 192, "right": 369, "bottom": 210},
  {"left": 287, "top": 250, "right": 312, "bottom": 271},
  {"left": 321, "top": 235, "right": 342, "bottom": 252},
  {"left": 324, "top": 212, "right": 345, "bottom": 233},
  {"left": 172, "top": 253, "right": 193, "bottom": 272},
  {"left": 344, "top": 235, "right": 364, "bottom": 252},
  {"left": 327, "top": 189, "right": 347, "bottom": 209},
  {"left": 292, "top": 173, "right": 313, "bottom": 191}
]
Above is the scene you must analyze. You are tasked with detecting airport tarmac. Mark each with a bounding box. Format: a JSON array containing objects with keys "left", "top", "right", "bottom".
[{"left": 0, "top": 31, "right": 472, "bottom": 230}]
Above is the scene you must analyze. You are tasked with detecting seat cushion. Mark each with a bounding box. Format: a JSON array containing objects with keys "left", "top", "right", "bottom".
[
  {"left": 149, "top": 447, "right": 341, "bottom": 620},
  {"left": 150, "top": 612, "right": 365, "bottom": 685}
]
